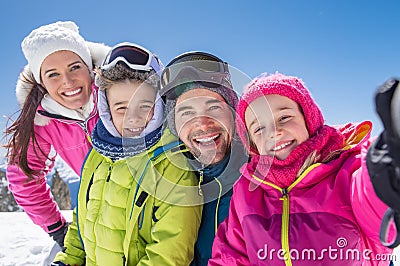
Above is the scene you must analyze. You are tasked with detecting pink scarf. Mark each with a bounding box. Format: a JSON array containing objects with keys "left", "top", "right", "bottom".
[{"left": 247, "top": 125, "right": 345, "bottom": 188}]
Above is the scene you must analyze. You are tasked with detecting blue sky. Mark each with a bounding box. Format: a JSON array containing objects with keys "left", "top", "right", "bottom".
[{"left": 1, "top": 0, "right": 400, "bottom": 147}]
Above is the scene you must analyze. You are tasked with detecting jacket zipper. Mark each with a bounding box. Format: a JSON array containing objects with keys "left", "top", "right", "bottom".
[
  {"left": 124, "top": 143, "right": 181, "bottom": 264},
  {"left": 280, "top": 188, "right": 292, "bottom": 266},
  {"left": 251, "top": 164, "right": 320, "bottom": 266},
  {"left": 214, "top": 177, "right": 223, "bottom": 234},
  {"left": 106, "top": 165, "right": 112, "bottom": 182},
  {"left": 79, "top": 113, "right": 95, "bottom": 143},
  {"left": 198, "top": 170, "right": 204, "bottom": 196},
  {"left": 79, "top": 121, "right": 91, "bottom": 143}
]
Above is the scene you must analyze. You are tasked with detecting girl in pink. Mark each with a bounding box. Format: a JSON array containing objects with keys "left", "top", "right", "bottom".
[{"left": 209, "top": 72, "right": 393, "bottom": 265}]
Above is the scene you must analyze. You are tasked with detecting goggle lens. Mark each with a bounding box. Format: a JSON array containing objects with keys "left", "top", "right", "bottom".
[
  {"left": 101, "top": 42, "right": 162, "bottom": 75},
  {"left": 107, "top": 46, "right": 150, "bottom": 66},
  {"left": 161, "top": 53, "right": 227, "bottom": 89}
]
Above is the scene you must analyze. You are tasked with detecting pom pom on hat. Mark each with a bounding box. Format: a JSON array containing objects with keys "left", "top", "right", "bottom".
[
  {"left": 21, "top": 21, "right": 92, "bottom": 82},
  {"left": 236, "top": 72, "right": 325, "bottom": 154}
]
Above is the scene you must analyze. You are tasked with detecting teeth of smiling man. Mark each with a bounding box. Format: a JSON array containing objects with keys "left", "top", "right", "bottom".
[
  {"left": 272, "top": 141, "right": 292, "bottom": 151},
  {"left": 195, "top": 134, "right": 219, "bottom": 143},
  {"left": 64, "top": 88, "right": 82, "bottom": 96}
]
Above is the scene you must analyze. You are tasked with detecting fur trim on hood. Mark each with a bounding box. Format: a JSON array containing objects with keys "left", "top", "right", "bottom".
[
  {"left": 16, "top": 64, "right": 35, "bottom": 108},
  {"left": 85, "top": 41, "right": 110, "bottom": 67}
]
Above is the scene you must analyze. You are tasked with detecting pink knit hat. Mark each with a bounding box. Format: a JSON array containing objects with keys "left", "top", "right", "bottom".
[{"left": 236, "top": 72, "right": 325, "bottom": 154}]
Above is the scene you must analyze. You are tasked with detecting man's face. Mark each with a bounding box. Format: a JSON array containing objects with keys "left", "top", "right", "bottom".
[{"left": 174, "top": 88, "right": 235, "bottom": 166}]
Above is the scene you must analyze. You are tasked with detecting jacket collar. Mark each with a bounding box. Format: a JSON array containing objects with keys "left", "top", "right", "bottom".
[
  {"left": 188, "top": 139, "right": 248, "bottom": 202},
  {"left": 41, "top": 93, "right": 94, "bottom": 121},
  {"left": 91, "top": 118, "right": 163, "bottom": 161},
  {"left": 35, "top": 84, "right": 98, "bottom": 126}
]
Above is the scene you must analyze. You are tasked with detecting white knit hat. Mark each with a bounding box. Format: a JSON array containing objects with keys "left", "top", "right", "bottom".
[{"left": 21, "top": 21, "right": 92, "bottom": 82}]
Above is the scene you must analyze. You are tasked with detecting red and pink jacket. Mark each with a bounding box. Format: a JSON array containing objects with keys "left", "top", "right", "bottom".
[
  {"left": 209, "top": 121, "right": 393, "bottom": 266},
  {"left": 6, "top": 84, "right": 98, "bottom": 234}
]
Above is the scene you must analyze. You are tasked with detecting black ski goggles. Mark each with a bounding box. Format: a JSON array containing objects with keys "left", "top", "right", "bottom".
[{"left": 160, "top": 51, "right": 232, "bottom": 99}]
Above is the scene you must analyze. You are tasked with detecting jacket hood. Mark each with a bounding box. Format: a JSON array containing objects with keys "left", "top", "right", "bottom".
[{"left": 335, "top": 121, "right": 372, "bottom": 149}]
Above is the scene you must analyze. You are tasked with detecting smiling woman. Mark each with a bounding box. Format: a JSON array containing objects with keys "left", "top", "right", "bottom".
[
  {"left": 40, "top": 50, "right": 93, "bottom": 110},
  {"left": 4, "top": 21, "right": 109, "bottom": 250}
]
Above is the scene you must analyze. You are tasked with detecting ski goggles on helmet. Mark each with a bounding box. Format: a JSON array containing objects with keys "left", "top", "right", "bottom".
[
  {"left": 160, "top": 51, "right": 232, "bottom": 98},
  {"left": 101, "top": 42, "right": 162, "bottom": 75}
]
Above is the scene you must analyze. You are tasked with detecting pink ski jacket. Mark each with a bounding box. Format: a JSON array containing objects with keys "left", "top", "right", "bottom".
[
  {"left": 6, "top": 84, "right": 98, "bottom": 234},
  {"left": 209, "top": 121, "right": 393, "bottom": 266}
]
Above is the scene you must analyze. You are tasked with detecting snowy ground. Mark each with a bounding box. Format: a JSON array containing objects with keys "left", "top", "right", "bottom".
[
  {"left": 0, "top": 211, "right": 71, "bottom": 266},
  {"left": 1, "top": 210, "right": 400, "bottom": 265}
]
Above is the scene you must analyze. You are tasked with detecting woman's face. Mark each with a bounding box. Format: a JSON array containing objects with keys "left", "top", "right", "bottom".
[
  {"left": 40, "top": 50, "right": 92, "bottom": 110},
  {"left": 245, "top": 94, "right": 309, "bottom": 159},
  {"left": 107, "top": 80, "right": 156, "bottom": 137}
]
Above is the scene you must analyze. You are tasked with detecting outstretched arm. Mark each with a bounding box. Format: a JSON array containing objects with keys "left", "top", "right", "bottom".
[
  {"left": 367, "top": 78, "right": 400, "bottom": 212},
  {"left": 366, "top": 78, "right": 400, "bottom": 248}
]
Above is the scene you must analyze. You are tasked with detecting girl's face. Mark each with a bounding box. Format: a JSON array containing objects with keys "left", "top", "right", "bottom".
[
  {"left": 107, "top": 80, "right": 156, "bottom": 137},
  {"left": 40, "top": 50, "right": 93, "bottom": 110},
  {"left": 245, "top": 94, "right": 309, "bottom": 159}
]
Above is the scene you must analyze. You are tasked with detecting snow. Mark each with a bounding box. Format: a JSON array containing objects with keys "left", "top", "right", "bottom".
[
  {"left": 52, "top": 157, "right": 79, "bottom": 184},
  {"left": 48, "top": 155, "right": 80, "bottom": 209},
  {"left": 0, "top": 211, "right": 72, "bottom": 266},
  {"left": 0, "top": 154, "right": 79, "bottom": 265}
]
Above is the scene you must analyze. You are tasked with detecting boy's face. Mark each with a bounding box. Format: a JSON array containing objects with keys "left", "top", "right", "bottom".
[
  {"left": 174, "top": 88, "right": 234, "bottom": 166},
  {"left": 245, "top": 94, "right": 309, "bottom": 159},
  {"left": 107, "top": 80, "right": 156, "bottom": 137}
]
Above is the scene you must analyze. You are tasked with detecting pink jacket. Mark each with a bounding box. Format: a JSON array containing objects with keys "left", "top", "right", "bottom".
[
  {"left": 209, "top": 121, "right": 393, "bottom": 266},
  {"left": 7, "top": 84, "right": 98, "bottom": 233}
]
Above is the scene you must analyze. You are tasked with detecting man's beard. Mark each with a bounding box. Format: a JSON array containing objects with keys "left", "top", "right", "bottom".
[{"left": 187, "top": 128, "right": 229, "bottom": 166}]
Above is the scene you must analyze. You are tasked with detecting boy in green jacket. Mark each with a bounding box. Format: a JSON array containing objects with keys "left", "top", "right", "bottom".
[{"left": 53, "top": 42, "right": 202, "bottom": 266}]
